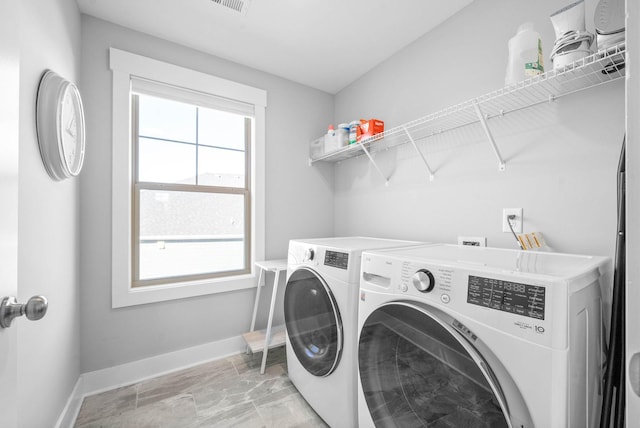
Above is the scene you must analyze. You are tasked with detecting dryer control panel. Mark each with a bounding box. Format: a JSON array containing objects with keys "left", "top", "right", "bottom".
[{"left": 324, "top": 250, "right": 349, "bottom": 270}]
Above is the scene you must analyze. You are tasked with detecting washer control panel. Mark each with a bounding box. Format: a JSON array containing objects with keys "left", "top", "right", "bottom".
[
  {"left": 393, "top": 261, "right": 546, "bottom": 320},
  {"left": 467, "top": 275, "right": 546, "bottom": 320}
]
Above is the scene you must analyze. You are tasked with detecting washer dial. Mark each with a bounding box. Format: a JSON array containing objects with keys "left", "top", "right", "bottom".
[{"left": 412, "top": 269, "right": 435, "bottom": 293}]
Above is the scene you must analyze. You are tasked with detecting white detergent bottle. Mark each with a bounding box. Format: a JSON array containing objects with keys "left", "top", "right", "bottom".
[{"left": 505, "top": 22, "right": 545, "bottom": 86}]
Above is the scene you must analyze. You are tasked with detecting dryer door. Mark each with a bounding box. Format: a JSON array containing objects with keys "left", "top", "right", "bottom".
[
  {"left": 359, "top": 302, "right": 533, "bottom": 428},
  {"left": 284, "top": 267, "right": 343, "bottom": 377}
]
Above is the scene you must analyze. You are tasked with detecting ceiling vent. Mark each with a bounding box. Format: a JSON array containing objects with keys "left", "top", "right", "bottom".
[{"left": 210, "top": 0, "right": 251, "bottom": 15}]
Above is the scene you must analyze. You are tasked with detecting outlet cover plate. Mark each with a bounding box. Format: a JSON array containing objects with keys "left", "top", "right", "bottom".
[
  {"left": 458, "top": 236, "right": 487, "bottom": 247},
  {"left": 503, "top": 208, "right": 523, "bottom": 233}
]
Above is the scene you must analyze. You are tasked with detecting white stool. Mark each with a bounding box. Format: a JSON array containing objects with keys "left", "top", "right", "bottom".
[{"left": 242, "top": 259, "right": 288, "bottom": 374}]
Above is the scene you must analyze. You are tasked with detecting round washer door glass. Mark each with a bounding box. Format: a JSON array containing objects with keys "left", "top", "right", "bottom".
[
  {"left": 359, "top": 304, "right": 510, "bottom": 427},
  {"left": 284, "top": 268, "right": 343, "bottom": 377}
]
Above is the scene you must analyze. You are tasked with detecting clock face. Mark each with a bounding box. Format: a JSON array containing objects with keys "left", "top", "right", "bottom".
[
  {"left": 36, "top": 70, "right": 86, "bottom": 181},
  {"left": 60, "top": 84, "right": 85, "bottom": 176}
]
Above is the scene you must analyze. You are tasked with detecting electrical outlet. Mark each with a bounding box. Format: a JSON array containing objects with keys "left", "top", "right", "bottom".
[
  {"left": 457, "top": 236, "right": 487, "bottom": 247},
  {"left": 502, "top": 208, "right": 523, "bottom": 233}
]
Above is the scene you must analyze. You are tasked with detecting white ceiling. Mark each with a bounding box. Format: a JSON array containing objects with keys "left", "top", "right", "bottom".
[{"left": 76, "top": 0, "right": 474, "bottom": 94}]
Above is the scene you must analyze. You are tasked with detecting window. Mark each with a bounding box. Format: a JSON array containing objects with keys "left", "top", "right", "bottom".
[
  {"left": 132, "top": 89, "right": 252, "bottom": 286},
  {"left": 110, "top": 49, "right": 266, "bottom": 307}
]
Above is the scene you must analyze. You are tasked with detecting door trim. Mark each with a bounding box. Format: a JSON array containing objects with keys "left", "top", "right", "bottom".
[{"left": 0, "top": 0, "right": 20, "bottom": 425}]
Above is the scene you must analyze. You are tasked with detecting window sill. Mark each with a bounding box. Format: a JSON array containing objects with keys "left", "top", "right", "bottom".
[{"left": 112, "top": 273, "right": 257, "bottom": 308}]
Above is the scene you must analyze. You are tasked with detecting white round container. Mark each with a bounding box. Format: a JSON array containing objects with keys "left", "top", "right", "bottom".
[{"left": 505, "top": 23, "right": 545, "bottom": 86}]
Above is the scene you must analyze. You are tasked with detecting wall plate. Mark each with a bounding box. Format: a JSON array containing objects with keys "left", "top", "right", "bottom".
[
  {"left": 457, "top": 236, "right": 487, "bottom": 247},
  {"left": 502, "top": 208, "right": 523, "bottom": 233}
]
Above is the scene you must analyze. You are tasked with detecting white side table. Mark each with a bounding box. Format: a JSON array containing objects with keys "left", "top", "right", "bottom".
[{"left": 242, "top": 259, "right": 288, "bottom": 374}]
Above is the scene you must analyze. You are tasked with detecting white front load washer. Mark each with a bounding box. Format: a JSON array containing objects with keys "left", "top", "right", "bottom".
[
  {"left": 284, "top": 237, "right": 423, "bottom": 428},
  {"left": 357, "top": 244, "right": 611, "bottom": 428}
]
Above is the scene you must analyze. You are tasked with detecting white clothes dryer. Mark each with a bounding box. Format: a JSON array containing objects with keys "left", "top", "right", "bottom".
[
  {"left": 284, "top": 237, "right": 423, "bottom": 428},
  {"left": 357, "top": 244, "right": 611, "bottom": 428}
]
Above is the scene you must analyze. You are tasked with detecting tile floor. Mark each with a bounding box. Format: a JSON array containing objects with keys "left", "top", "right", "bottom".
[{"left": 73, "top": 347, "right": 329, "bottom": 428}]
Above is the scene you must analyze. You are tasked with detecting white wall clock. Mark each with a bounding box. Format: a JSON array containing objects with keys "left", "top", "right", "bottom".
[{"left": 36, "top": 70, "right": 86, "bottom": 181}]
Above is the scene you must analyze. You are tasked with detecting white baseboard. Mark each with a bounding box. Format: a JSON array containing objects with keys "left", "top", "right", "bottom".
[
  {"left": 55, "top": 376, "right": 84, "bottom": 428},
  {"left": 56, "top": 335, "right": 246, "bottom": 428}
]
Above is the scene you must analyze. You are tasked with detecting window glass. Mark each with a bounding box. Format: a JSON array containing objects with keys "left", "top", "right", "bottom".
[
  {"left": 138, "top": 138, "right": 196, "bottom": 184},
  {"left": 197, "top": 145, "right": 245, "bottom": 188},
  {"left": 198, "top": 108, "right": 246, "bottom": 151},
  {"left": 137, "top": 189, "right": 245, "bottom": 281},
  {"left": 139, "top": 95, "right": 196, "bottom": 143},
  {"left": 133, "top": 92, "right": 251, "bottom": 286}
]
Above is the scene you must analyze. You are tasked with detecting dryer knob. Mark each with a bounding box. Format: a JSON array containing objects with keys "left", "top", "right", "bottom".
[
  {"left": 412, "top": 269, "right": 435, "bottom": 293},
  {"left": 304, "top": 248, "right": 315, "bottom": 262}
]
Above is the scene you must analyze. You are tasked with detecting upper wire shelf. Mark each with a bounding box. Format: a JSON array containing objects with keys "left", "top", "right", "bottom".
[{"left": 309, "top": 42, "right": 626, "bottom": 166}]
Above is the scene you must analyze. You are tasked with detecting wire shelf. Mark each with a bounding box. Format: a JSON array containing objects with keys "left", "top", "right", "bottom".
[{"left": 310, "top": 42, "right": 626, "bottom": 170}]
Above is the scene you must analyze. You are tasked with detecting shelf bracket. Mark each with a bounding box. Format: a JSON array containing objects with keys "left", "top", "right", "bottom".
[
  {"left": 473, "top": 100, "right": 506, "bottom": 171},
  {"left": 403, "top": 127, "right": 435, "bottom": 181},
  {"left": 357, "top": 142, "right": 389, "bottom": 186}
]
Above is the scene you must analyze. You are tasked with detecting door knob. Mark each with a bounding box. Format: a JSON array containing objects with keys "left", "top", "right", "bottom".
[{"left": 0, "top": 296, "right": 48, "bottom": 328}]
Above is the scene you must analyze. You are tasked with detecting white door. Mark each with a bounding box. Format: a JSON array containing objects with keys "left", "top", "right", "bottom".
[{"left": 0, "top": 0, "right": 20, "bottom": 426}]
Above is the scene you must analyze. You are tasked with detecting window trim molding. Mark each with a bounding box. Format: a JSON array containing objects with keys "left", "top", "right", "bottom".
[{"left": 109, "top": 48, "right": 266, "bottom": 308}]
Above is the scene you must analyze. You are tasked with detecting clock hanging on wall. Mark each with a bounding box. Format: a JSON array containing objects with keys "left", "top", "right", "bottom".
[{"left": 36, "top": 70, "right": 86, "bottom": 181}]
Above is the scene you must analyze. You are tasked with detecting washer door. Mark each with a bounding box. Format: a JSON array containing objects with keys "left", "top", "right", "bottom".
[
  {"left": 284, "top": 267, "right": 343, "bottom": 377},
  {"left": 359, "top": 302, "right": 532, "bottom": 428}
]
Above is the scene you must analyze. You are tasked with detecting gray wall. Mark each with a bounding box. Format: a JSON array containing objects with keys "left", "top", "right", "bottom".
[
  {"left": 17, "top": 0, "right": 82, "bottom": 425},
  {"left": 79, "top": 16, "right": 334, "bottom": 372},
  {"left": 333, "top": 0, "right": 624, "bottom": 259},
  {"left": 77, "top": 0, "right": 623, "bottom": 378}
]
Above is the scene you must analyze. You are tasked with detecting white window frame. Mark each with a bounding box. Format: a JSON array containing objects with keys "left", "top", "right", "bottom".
[{"left": 110, "top": 48, "right": 266, "bottom": 308}]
